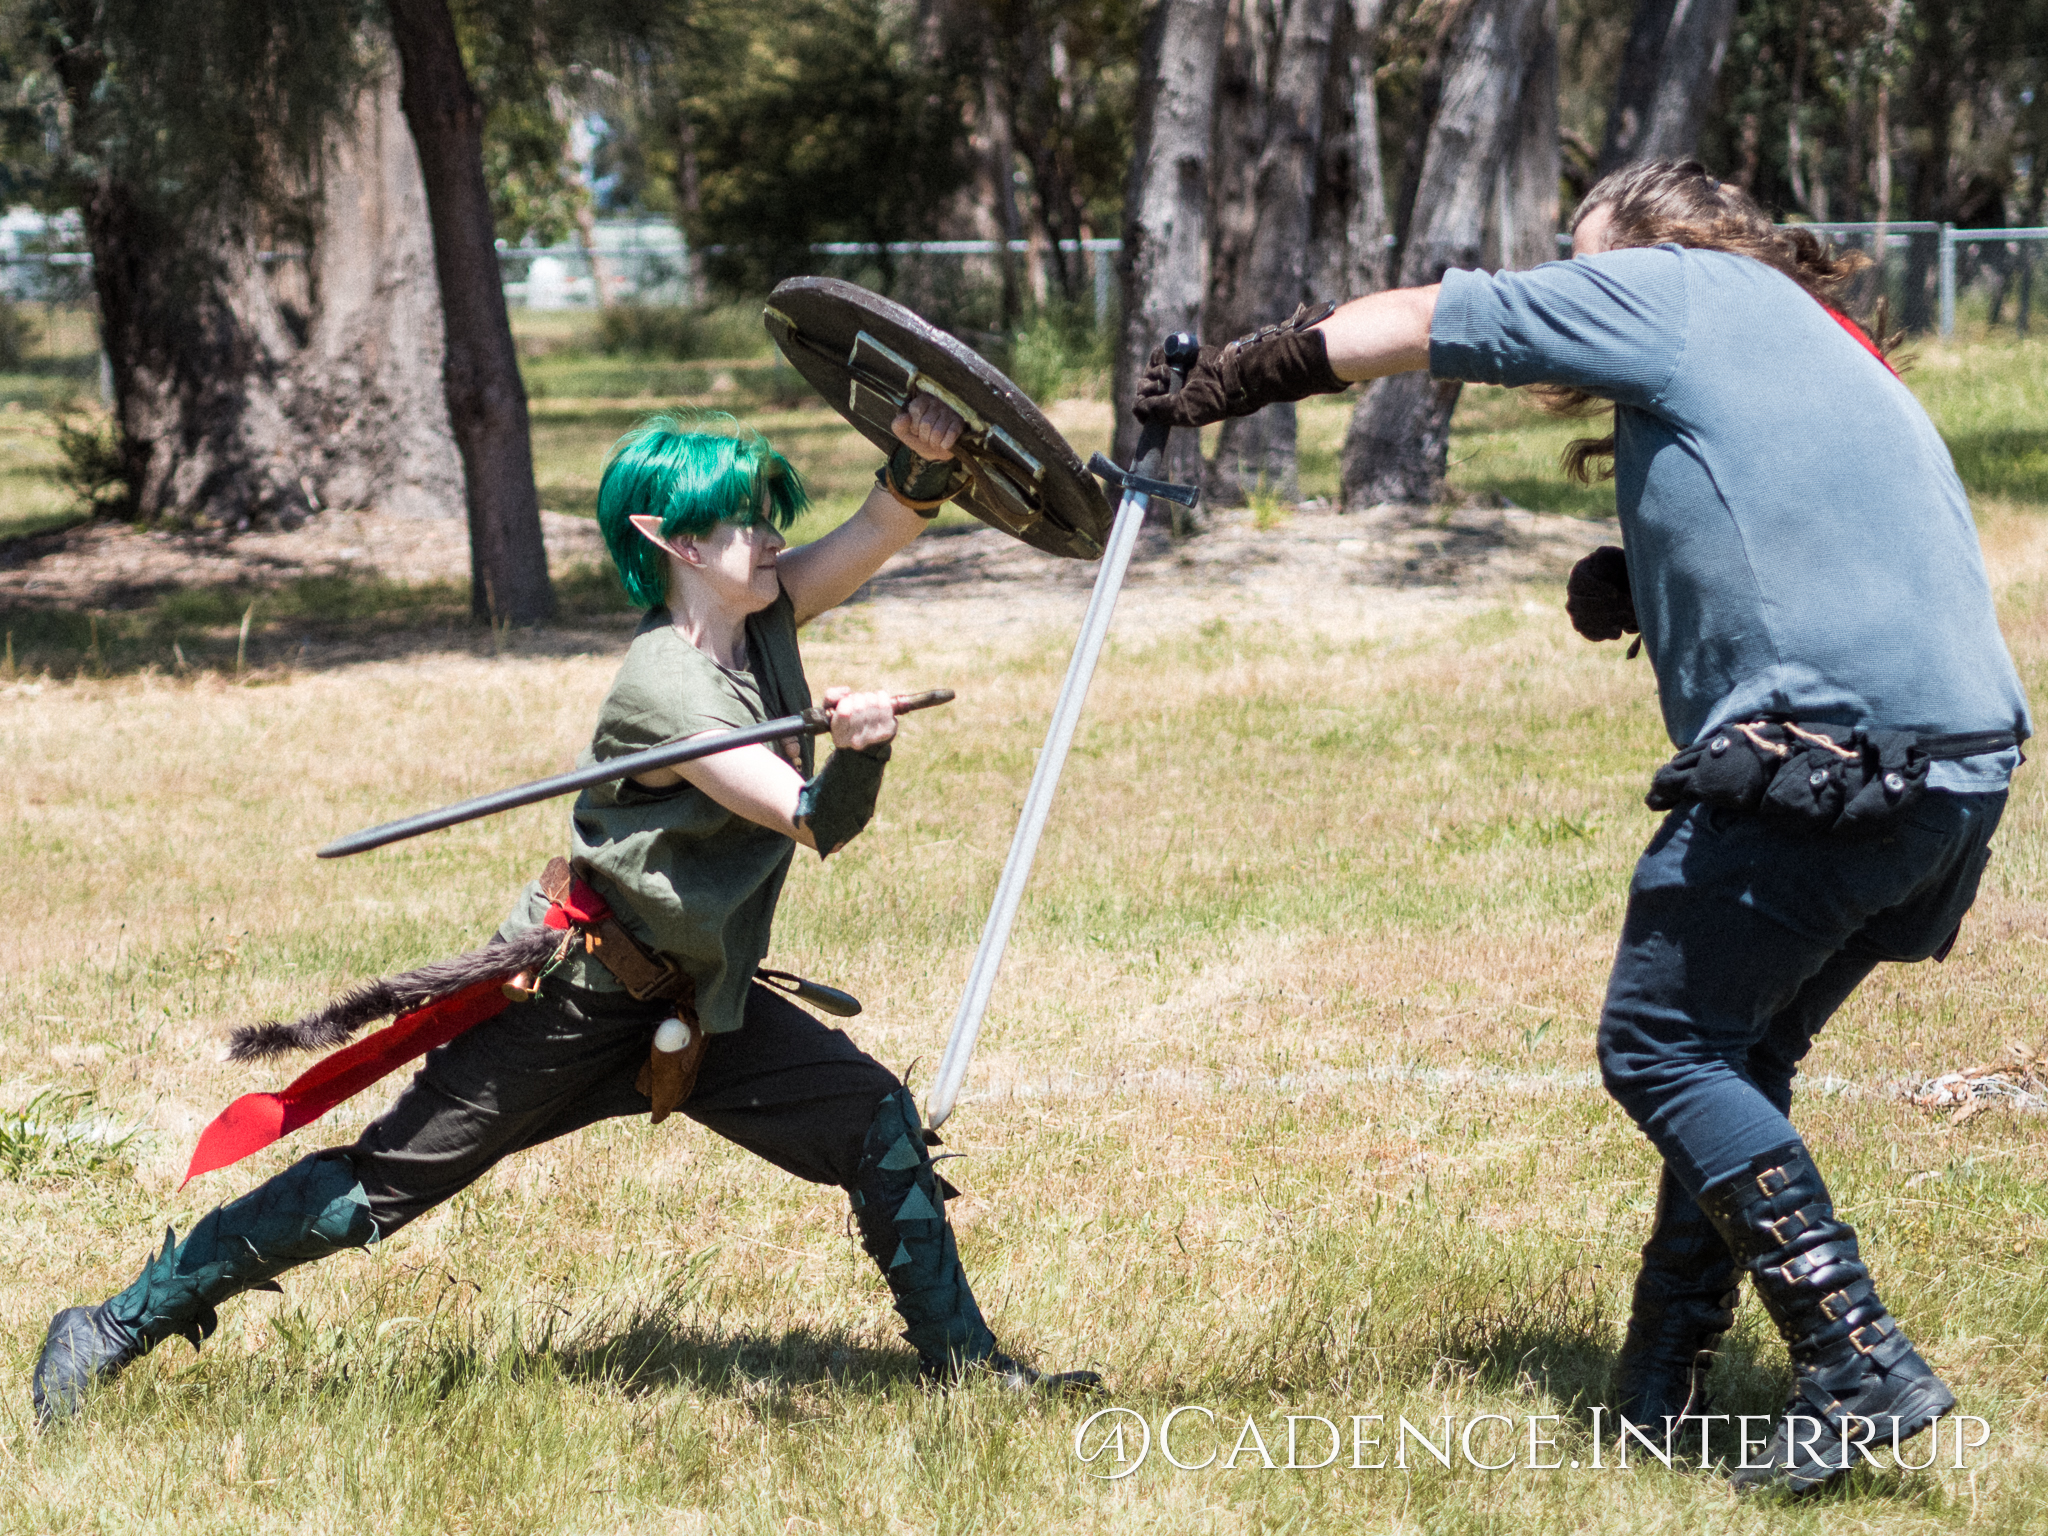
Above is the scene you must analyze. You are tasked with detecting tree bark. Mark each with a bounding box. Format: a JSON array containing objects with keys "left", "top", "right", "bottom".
[
  {"left": 59, "top": 35, "right": 461, "bottom": 530},
  {"left": 1113, "top": 0, "right": 1230, "bottom": 518},
  {"left": 1595, "top": 0, "right": 1739, "bottom": 175},
  {"left": 1338, "top": 0, "right": 1550, "bottom": 509},
  {"left": 1490, "top": 0, "right": 1560, "bottom": 272},
  {"left": 1308, "top": 0, "right": 1392, "bottom": 304},
  {"left": 1207, "top": 0, "right": 1344, "bottom": 506},
  {"left": 387, "top": 0, "right": 556, "bottom": 625},
  {"left": 300, "top": 60, "right": 466, "bottom": 521}
]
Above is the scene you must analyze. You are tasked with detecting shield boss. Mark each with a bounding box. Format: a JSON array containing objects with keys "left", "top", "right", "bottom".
[{"left": 764, "top": 277, "right": 1112, "bottom": 560}]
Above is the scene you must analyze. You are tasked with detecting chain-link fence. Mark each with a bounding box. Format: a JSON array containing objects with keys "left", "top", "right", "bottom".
[{"left": 3, "top": 213, "right": 2039, "bottom": 340}]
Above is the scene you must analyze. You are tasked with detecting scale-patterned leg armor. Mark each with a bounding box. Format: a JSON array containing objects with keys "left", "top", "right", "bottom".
[
  {"left": 32, "top": 1153, "right": 378, "bottom": 1422},
  {"left": 1613, "top": 1166, "right": 1742, "bottom": 1439},
  {"left": 849, "top": 1089, "right": 1096, "bottom": 1391},
  {"left": 1699, "top": 1142, "right": 1954, "bottom": 1492}
]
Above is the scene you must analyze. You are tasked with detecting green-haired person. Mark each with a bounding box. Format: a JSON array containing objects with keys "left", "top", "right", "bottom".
[{"left": 33, "top": 400, "right": 1097, "bottom": 1420}]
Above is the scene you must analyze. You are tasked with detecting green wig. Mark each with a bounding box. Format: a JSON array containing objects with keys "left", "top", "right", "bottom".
[{"left": 596, "top": 413, "right": 809, "bottom": 609}]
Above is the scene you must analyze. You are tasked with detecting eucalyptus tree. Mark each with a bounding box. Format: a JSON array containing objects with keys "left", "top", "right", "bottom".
[
  {"left": 1111, "top": 0, "right": 1229, "bottom": 503},
  {"left": 1339, "top": 0, "right": 1554, "bottom": 507}
]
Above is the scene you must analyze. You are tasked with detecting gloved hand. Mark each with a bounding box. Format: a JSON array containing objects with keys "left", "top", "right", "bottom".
[
  {"left": 1566, "top": 545, "right": 1638, "bottom": 641},
  {"left": 1132, "top": 301, "right": 1343, "bottom": 428}
]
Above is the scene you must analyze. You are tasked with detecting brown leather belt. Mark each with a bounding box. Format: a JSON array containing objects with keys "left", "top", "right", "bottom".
[{"left": 538, "top": 856, "right": 697, "bottom": 1007}]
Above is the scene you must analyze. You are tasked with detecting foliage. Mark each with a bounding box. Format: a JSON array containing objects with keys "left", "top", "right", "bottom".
[
  {"left": 673, "top": 0, "right": 976, "bottom": 294},
  {"left": 19, "top": 0, "right": 377, "bottom": 230},
  {"left": 1002, "top": 301, "right": 1110, "bottom": 402},
  {"left": 452, "top": 0, "right": 584, "bottom": 245},
  {"left": 594, "top": 302, "right": 768, "bottom": 361},
  {"left": 971, "top": 0, "right": 1146, "bottom": 254},
  {"left": 1700, "top": 0, "right": 2048, "bottom": 225},
  {"left": 50, "top": 402, "right": 130, "bottom": 518}
]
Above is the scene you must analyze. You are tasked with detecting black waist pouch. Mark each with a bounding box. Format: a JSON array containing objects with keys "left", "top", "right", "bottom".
[{"left": 1647, "top": 721, "right": 2020, "bottom": 836}]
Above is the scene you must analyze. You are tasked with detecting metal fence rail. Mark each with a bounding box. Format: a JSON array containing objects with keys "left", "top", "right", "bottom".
[{"left": 7, "top": 219, "right": 2044, "bottom": 338}]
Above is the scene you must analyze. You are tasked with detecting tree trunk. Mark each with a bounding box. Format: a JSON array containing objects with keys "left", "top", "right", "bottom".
[
  {"left": 982, "top": 67, "right": 1029, "bottom": 328},
  {"left": 1338, "top": 0, "right": 1550, "bottom": 509},
  {"left": 1002, "top": 8, "right": 1086, "bottom": 303},
  {"left": 1309, "top": 0, "right": 1392, "bottom": 304},
  {"left": 62, "top": 39, "right": 461, "bottom": 530},
  {"left": 387, "top": 0, "right": 556, "bottom": 625},
  {"left": 1490, "top": 0, "right": 1560, "bottom": 272},
  {"left": 298, "top": 59, "right": 466, "bottom": 521},
  {"left": 1208, "top": 0, "right": 1344, "bottom": 506},
  {"left": 1595, "top": 0, "right": 1739, "bottom": 174},
  {"left": 1113, "top": 0, "right": 1230, "bottom": 520}
]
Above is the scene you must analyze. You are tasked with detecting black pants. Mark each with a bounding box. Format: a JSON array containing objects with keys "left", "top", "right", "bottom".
[
  {"left": 339, "top": 978, "right": 900, "bottom": 1234},
  {"left": 1597, "top": 791, "right": 2005, "bottom": 1197}
]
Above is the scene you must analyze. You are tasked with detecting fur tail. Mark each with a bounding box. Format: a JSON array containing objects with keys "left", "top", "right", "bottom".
[{"left": 224, "top": 927, "right": 570, "bottom": 1061}]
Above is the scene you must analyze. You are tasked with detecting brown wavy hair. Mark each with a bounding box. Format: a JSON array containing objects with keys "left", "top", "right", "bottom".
[{"left": 1542, "top": 160, "right": 1896, "bottom": 484}]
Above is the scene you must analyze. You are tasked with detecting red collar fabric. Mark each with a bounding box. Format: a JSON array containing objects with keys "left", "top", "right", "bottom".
[{"left": 1823, "top": 305, "right": 1900, "bottom": 378}]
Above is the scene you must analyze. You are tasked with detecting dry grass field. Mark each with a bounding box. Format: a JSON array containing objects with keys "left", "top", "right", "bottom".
[{"left": 1, "top": 320, "right": 2045, "bottom": 1533}]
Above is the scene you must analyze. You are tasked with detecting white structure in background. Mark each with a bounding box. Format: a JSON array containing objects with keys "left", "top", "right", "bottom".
[
  {"left": 0, "top": 206, "right": 89, "bottom": 302},
  {"left": 498, "top": 219, "right": 691, "bottom": 310}
]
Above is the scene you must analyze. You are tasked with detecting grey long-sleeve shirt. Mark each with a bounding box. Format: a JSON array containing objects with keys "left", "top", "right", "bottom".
[{"left": 1429, "top": 244, "right": 2030, "bottom": 791}]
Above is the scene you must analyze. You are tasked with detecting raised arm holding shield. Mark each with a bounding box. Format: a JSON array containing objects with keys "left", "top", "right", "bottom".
[{"left": 33, "top": 400, "right": 1099, "bottom": 1422}]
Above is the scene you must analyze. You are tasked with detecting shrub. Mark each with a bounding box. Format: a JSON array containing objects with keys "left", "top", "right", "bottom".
[
  {"left": 597, "top": 302, "right": 769, "bottom": 361},
  {"left": 51, "top": 404, "right": 131, "bottom": 518},
  {"left": 1004, "top": 304, "right": 1109, "bottom": 404}
]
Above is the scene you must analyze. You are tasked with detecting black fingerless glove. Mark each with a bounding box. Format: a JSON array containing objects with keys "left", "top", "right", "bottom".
[
  {"left": 1566, "top": 545, "right": 1639, "bottom": 642},
  {"left": 796, "top": 741, "right": 892, "bottom": 858},
  {"left": 1131, "top": 301, "right": 1344, "bottom": 428},
  {"left": 877, "top": 445, "right": 972, "bottom": 516}
]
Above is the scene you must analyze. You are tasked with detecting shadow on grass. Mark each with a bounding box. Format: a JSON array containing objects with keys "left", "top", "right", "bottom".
[
  {"left": 555, "top": 1320, "right": 916, "bottom": 1401},
  {"left": 0, "top": 533, "right": 641, "bottom": 680},
  {"left": 1945, "top": 428, "right": 2048, "bottom": 507}
]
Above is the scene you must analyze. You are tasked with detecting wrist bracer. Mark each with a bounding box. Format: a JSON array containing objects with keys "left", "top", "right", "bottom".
[
  {"left": 877, "top": 444, "right": 972, "bottom": 516},
  {"left": 797, "top": 741, "right": 892, "bottom": 857}
]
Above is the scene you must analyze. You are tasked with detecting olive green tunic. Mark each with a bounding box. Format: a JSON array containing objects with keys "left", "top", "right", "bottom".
[{"left": 500, "top": 592, "right": 813, "bottom": 1035}]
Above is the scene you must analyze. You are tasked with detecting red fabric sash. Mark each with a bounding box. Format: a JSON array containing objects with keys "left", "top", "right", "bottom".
[
  {"left": 1823, "top": 305, "right": 1900, "bottom": 378},
  {"left": 181, "top": 878, "right": 615, "bottom": 1185}
]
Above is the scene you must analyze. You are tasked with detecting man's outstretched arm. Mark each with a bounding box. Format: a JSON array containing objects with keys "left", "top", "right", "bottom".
[
  {"left": 1132, "top": 285, "right": 1440, "bottom": 428},
  {"left": 1314, "top": 285, "right": 1439, "bottom": 383}
]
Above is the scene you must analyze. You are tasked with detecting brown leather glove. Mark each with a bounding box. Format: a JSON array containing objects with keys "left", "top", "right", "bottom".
[
  {"left": 1132, "top": 301, "right": 1345, "bottom": 428},
  {"left": 1566, "top": 545, "right": 1639, "bottom": 641}
]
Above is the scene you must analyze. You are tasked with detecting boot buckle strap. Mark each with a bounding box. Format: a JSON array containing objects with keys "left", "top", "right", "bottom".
[
  {"left": 1819, "top": 1277, "right": 1880, "bottom": 1322},
  {"left": 1754, "top": 1164, "right": 1794, "bottom": 1199},
  {"left": 1767, "top": 1209, "right": 1812, "bottom": 1244},
  {"left": 1849, "top": 1319, "right": 1895, "bottom": 1354},
  {"left": 1764, "top": 1200, "right": 1832, "bottom": 1247}
]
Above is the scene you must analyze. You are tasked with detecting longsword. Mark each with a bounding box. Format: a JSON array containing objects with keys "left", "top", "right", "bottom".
[
  {"left": 317, "top": 689, "right": 956, "bottom": 859},
  {"left": 924, "top": 333, "right": 1201, "bottom": 1129}
]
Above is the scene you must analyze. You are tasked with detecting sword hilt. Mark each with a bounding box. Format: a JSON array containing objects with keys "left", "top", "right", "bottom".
[
  {"left": 797, "top": 688, "right": 956, "bottom": 732},
  {"left": 1128, "top": 331, "right": 1200, "bottom": 478}
]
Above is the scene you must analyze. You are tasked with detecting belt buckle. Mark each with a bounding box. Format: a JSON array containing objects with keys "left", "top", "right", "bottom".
[{"left": 625, "top": 955, "right": 686, "bottom": 1002}]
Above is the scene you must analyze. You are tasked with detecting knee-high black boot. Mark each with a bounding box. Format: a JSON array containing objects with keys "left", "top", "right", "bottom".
[
  {"left": 1613, "top": 1166, "right": 1742, "bottom": 1433},
  {"left": 1698, "top": 1141, "right": 1954, "bottom": 1492},
  {"left": 849, "top": 1088, "right": 1096, "bottom": 1392},
  {"left": 31, "top": 1152, "right": 379, "bottom": 1423}
]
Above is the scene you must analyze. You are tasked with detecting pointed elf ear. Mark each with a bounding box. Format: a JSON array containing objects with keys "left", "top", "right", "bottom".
[{"left": 630, "top": 515, "right": 697, "bottom": 564}]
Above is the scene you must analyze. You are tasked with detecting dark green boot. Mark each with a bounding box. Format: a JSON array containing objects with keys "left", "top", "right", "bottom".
[
  {"left": 850, "top": 1089, "right": 1097, "bottom": 1392},
  {"left": 1699, "top": 1141, "right": 1954, "bottom": 1492},
  {"left": 32, "top": 1152, "right": 378, "bottom": 1423},
  {"left": 1613, "top": 1166, "right": 1742, "bottom": 1442}
]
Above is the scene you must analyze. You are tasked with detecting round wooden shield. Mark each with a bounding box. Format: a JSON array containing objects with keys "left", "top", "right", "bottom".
[{"left": 764, "top": 277, "right": 1112, "bottom": 561}]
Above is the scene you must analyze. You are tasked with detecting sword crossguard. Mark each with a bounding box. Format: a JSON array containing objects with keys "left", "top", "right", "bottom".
[{"left": 1087, "top": 452, "right": 1200, "bottom": 509}]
